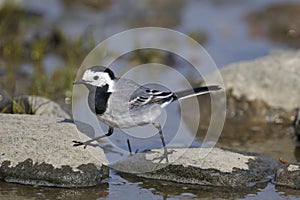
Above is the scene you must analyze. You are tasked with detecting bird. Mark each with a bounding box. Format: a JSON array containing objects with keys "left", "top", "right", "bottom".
[{"left": 72, "top": 65, "right": 221, "bottom": 162}]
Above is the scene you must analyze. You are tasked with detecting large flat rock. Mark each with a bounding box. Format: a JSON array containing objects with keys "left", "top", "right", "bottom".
[
  {"left": 0, "top": 114, "right": 109, "bottom": 187},
  {"left": 111, "top": 147, "right": 282, "bottom": 187}
]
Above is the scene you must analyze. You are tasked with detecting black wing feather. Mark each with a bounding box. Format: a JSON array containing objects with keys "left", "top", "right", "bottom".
[{"left": 129, "top": 87, "right": 175, "bottom": 109}]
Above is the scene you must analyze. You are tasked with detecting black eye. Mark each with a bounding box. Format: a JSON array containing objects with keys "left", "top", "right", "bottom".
[{"left": 93, "top": 76, "right": 99, "bottom": 80}]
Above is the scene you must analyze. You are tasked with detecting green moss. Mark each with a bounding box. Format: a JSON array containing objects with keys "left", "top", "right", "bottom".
[
  {"left": 31, "top": 39, "right": 48, "bottom": 61},
  {"left": 0, "top": 3, "right": 41, "bottom": 59}
]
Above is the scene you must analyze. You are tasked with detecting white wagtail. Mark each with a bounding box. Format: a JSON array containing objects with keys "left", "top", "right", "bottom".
[{"left": 73, "top": 66, "right": 221, "bottom": 162}]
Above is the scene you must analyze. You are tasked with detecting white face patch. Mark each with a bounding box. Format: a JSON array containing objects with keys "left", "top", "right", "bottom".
[{"left": 82, "top": 69, "right": 115, "bottom": 91}]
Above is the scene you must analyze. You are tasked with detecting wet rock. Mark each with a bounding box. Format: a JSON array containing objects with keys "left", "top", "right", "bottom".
[
  {"left": 110, "top": 147, "right": 282, "bottom": 187},
  {"left": 274, "top": 163, "right": 300, "bottom": 189},
  {"left": 0, "top": 114, "right": 109, "bottom": 187},
  {"left": 208, "top": 49, "right": 300, "bottom": 111}
]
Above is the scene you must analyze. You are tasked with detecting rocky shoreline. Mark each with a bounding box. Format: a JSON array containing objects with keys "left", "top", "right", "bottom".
[
  {"left": 1, "top": 50, "right": 300, "bottom": 188},
  {"left": 0, "top": 112, "right": 286, "bottom": 188}
]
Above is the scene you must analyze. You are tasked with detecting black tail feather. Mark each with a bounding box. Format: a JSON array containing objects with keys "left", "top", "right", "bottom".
[{"left": 174, "top": 85, "right": 221, "bottom": 100}]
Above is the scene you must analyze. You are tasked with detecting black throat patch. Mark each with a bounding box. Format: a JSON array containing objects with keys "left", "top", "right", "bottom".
[{"left": 94, "top": 84, "right": 111, "bottom": 115}]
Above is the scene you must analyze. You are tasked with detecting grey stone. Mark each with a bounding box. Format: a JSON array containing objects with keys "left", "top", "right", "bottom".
[
  {"left": 207, "top": 49, "right": 300, "bottom": 111},
  {"left": 274, "top": 163, "right": 300, "bottom": 189},
  {"left": 0, "top": 114, "right": 109, "bottom": 187},
  {"left": 0, "top": 95, "right": 71, "bottom": 119},
  {"left": 16, "top": 95, "right": 71, "bottom": 118},
  {"left": 110, "top": 147, "right": 282, "bottom": 187}
]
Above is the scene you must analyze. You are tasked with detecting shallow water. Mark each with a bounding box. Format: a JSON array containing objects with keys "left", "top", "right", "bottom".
[
  {"left": 1, "top": 0, "right": 300, "bottom": 199},
  {"left": 1, "top": 170, "right": 300, "bottom": 200}
]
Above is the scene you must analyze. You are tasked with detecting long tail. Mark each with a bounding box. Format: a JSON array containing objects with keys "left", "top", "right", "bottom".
[{"left": 174, "top": 85, "right": 221, "bottom": 100}]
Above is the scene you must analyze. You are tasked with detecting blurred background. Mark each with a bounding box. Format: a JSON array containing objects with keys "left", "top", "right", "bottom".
[
  {"left": 0, "top": 0, "right": 299, "bottom": 113},
  {"left": 1, "top": 0, "right": 300, "bottom": 199}
]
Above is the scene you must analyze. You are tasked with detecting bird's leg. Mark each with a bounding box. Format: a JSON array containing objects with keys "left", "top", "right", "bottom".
[
  {"left": 153, "top": 122, "right": 169, "bottom": 163},
  {"left": 73, "top": 127, "right": 114, "bottom": 149},
  {"left": 127, "top": 139, "right": 133, "bottom": 156}
]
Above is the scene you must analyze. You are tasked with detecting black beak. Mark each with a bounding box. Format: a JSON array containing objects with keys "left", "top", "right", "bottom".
[{"left": 73, "top": 79, "right": 85, "bottom": 85}]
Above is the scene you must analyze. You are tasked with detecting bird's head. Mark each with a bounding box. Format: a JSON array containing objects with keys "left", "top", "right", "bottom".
[{"left": 73, "top": 66, "right": 116, "bottom": 90}]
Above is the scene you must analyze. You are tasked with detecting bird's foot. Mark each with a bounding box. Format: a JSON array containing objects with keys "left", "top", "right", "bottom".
[
  {"left": 72, "top": 140, "right": 99, "bottom": 149},
  {"left": 152, "top": 149, "right": 175, "bottom": 164},
  {"left": 72, "top": 140, "right": 89, "bottom": 149}
]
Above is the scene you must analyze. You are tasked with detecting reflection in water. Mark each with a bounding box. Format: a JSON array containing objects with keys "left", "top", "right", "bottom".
[
  {"left": 118, "top": 172, "right": 268, "bottom": 199},
  {"left": 2, "top": 170, "right": 300, "bottom": 200},
  {"left": 0, "top": 181, "right": 109, "bottom": 199}
]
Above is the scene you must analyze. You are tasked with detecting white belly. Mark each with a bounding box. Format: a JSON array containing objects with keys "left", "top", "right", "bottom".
[{"left": 97, "top": 104, "right": 163, "bottom": 128}]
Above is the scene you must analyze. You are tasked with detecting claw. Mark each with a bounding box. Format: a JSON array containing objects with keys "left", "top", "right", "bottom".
[
  {"left": 152, "top": 150, "right": 174, "bottom": 163},
  {"left": 152, "top": 155, "right": 168, "bottom": 163},
  {"left": 72, "top": 140, "right": 88, "bottom": 149},
  {"left": 72, "top": 128, "right": 114, "bottom": 149}
]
